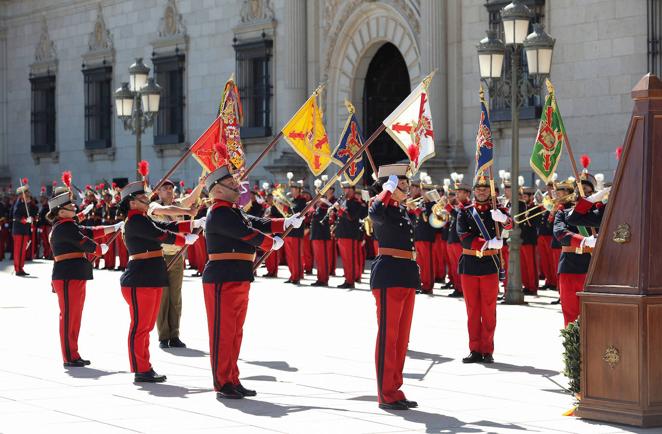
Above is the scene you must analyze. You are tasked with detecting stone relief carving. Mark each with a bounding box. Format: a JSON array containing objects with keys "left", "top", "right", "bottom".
[
  {"left": 240, "top": 0, "right": 275, "bottom": 24},
  {"left": 158, "top": 0, "right": 186, "bottom": 38},
  {"left": 322, "top": 0, "right": 341, "bottom": 35},
  {"left": 34, "top": 16, "right": 56, "bottom": 64},
  {"left": 88, "top": 3, "right": 113, "bottom": 52}
]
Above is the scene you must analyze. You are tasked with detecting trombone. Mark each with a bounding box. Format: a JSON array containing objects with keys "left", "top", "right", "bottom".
[{"left": 513, "top": 194, "right": 575, "bottom": 224}]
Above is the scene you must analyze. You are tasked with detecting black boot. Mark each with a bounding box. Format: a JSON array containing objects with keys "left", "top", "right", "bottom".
[
  {"left": 379, "top": 400, "right": 409, "bottom": 410},
  {"left": 400, "top": 399, "right": 418, "bottom": 408},
  {"left": 134, "top": 369, "right": 166, "bottom": 383},
  {"left": 217, "top": 383, "right": 243, "bottom": 399},
  {"left": 169, "top": 337, "right": 186, "bottom": 348},
  {"left": 462, "top": 351, "right": 483, "bottom": 364},
  {"left": 309, "top": 281, "right": 327, "bottom": 287},
  {"left": 481, "top": 353, "right": 494, "bottom": 364},
  {"left": 63, "top": 358, "right": 90, "bottom": 367},
  {"left": 159, "top": 339, "right": 169, "bottom": 349},
  {"left": 448, "top": 290, "right": 462, "bottom": 298},
  {"left": 337, "top": 282, "right": 355, "bottom": 289},
  {"left": 235, "top": 382, "right": 257, "bottom": 397}
]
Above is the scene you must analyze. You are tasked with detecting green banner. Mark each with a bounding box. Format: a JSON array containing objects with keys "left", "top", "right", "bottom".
[{"left": 530, "top": 92, "right": 564, "bottom": 183}]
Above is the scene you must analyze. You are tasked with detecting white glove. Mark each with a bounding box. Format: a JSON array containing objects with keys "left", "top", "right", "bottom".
[
  {"left": 272, "top": 236, "right": 284, "bottom": 251},
  {"left": 284, "top": 213, "right": 304, "bottom": 229},
  {"left": 82, "top": 204, "right": 93, "bottom": 215},
  {"left": 26, "top": 217, "right": 33, "bottom": 224},
  {"left": 587, "top": 187, "right": 611, "bottom": 203},
  {"left": 382, "top": 175, "right": 398, "bottom": 193},
  {"left": 112, "top": 221, "right": 124, "bottom": 232},
  {"left": 100, "top": 243, "right": 109, "bottom": 255},
  {"left": 486, "top": 237, "right": 503, "bottom": 250},
  {"left": 193, "top": 217, "right": 206, "bottom": 229},
  {"left": 184, "top": 233, "right": 199, "bottom": 245},
  {"left": 490, "top": 209, "right": 508, "bottom": 223},
  {"left": 582, "top": 235, "right": 597, "bottom": 248}
]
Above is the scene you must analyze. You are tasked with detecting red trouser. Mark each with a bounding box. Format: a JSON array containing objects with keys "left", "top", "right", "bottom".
[
  {"left": 116, "top": 236, "right": 129, "bottom": 269},
  {"left": 337, "top": 238, "right": 359, "bottom": 284},
  {"left": 433, "top": 234, "right": 448, "bottom": 282},
  {"left": 40, "top": 226, "right": 52, "bottom": 258},
  {"left": 460, "top": 273, "right": 499, "bottom": 354},
  {"left": 264, "top": 248, "right": 280, "bottom": 276},
  {"left": 551, "top": 248, "right": 561, "bottom": 282},
  {"left": 103, "top": 234, "right": 116, "bottom": 269},
  {"left": 537, "top": 235, "right": 556, "bottom": 286},
  {"left": 121, "top": 286, "right": 162, "bottom": 373},
  {"left": 502, "top": 245, "right": 510, "bottom": 290},
  {"left": 329, "top": 238, "right": 337, "bottom": 275},
  {"left": 415, "top": 241, "right": 435, "bottom": 291},
  {"left": 52, "top": 280, "right": 86, "bottom": 363},
  {"left": 520, "top": 244, "right": 538, "bottom": 292},
  {"left": 303, "top": 234, "right": 314, "bottom": 274},
  {"left": 447, "top": 242, "right": 463, "bottom": 292},
  {"left": 13, "top": 234, "right": 28, "bottom": 273},
  {"left": 559, "top": 273, "right": 586, "bottom": 327},
  {"left": 194, "top": 235, "right": 208, "bottom": 271},
  {"left": 372, "top": 287, "right": 415, "bottom": 404},
  {"left": 284, "top": 237, "right": 304, "bottom": 281},
  {"left": 203, "top": 281, "right": 250, "bottom": 390},
  {"left": 358, "top": 240, "right": 366, "bottom": 281},
  {"left": 0, "top": 227, "right": 8, "bottom": 260},
  {"left": 312, "top": 239, "right": 332, "bottom": 283}
]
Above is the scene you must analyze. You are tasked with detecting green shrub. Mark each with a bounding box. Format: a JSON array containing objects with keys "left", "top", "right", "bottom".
[{"left": 561, "top": 318, "right": 581, "bottom": 395}]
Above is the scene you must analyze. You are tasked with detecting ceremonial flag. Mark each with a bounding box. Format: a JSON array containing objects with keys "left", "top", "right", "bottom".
[
  {"left": 218, "top": 75, "right": 245, "bottom": 171},
  {"left": 190, "top": 115, "right": 224, "bottom": 173},
  {"left": 332, "top": 101, "right": 365, "bottom": 186},
  {"left": 530, "top": 79, "right": 565, "bottom": 183},
  {"left": 383, "top": 72, "right": 435, "bottom": 172},
  {"left": 281, "top": 87, "right": 331, "bottom": 176},
  {"left": 475, "top": 86, "right": 494, "bottom": 180}
]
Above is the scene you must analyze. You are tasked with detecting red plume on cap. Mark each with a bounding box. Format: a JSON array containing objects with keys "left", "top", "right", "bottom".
[
  {"left": 138, "top": 160, "right": 150, "bottom": 178},
  {"left": 85, "top": 184, "right": 92, "bottom": 190},
  {"left": 580, "top": 154, "right": 591, "bottom": 170},
  {"left": 111, "top": 182, "right": 117, "bottom": 189},
  {"left": 40, "top": 186, "right": 46, "bottom": 193},
  {"left": 94, "top": 185, "right": 100, "bottom": 191},
  {"left": 179, "top": 180, "right": 185, "bottom": 187},
  {"left": 21, "top": 177, "right": 28, "bottom": 185},
  {"left": 99, "top": 182, "right": 105, "bottom": 189},
  {"left": 62, "top": 171, "right": 72, "bottom": 189},
  {"left": 616, "top": 147, "right": 623, "bottom": 161},
  {"left": 407, "top": 145, "right": 420, "bottom": 167},
  {"left": 52, "top": 180, "right": 57, "bottom": 187}
]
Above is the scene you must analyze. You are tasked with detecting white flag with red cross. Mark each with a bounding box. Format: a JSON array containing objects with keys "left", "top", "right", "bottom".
[{"left": 382, "top": 73, "right": 436, "bottom": 173}]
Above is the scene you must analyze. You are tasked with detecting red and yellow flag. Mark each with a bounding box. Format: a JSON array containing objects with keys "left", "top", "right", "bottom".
[
  {"left": 218, "top": 75, "right": 245, "bottom": 171},
  {"left": 281, "top": 88, "right": 331, "bottom": 176},
  {"left": 190, "top": 116, "right": 224, "bottom": 173}
]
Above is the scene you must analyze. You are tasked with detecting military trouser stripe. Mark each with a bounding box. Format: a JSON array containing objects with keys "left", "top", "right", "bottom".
[
  {"left": 129, "top": 288, "right": 139, "bottom": 372},
  {"left": 377, "top": 287, "right": 387, "bottom": 403},
  {"left": 63, "top": 280, "right": 71, "bottom": 362},
  {"left": 212, "top": 283, "right": 222, "bottom": 390}
]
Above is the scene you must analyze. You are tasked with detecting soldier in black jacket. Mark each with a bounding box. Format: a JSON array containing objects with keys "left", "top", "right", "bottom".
[
  {"left": 12, "top": 184, "right": 37, "bottom": 276},
  {"left": 283, "top": 182, "right": 307, "bottom": 284},
  {"left": 446, "top": 183, "right": 472, "bottom": 297},
  {"left": 309, "top": 183, "right": 333, "bottom": 286},
  {"left": 47, "top": 190, "right": 123, "bottom": 367},
  {"left": 201, "top": 166, "right": 302, "bottom": 399},
  {"left": 263, "top": 193, "right": 284, "bottom": 277},
  {"left": 412, "top": 186, "right": 436, "bottom": 294},
  {"left": 519, "top": 186, "right": 541, "bottom": 295},
  {"left": 118, "top": 181, "right": 203, "bottom": 383},
  {"left": 370, "top": 164, "right": 420, "bottom": 411},
  {"left": 456, "top": 176, "right": 511, "bottom": 364},
  {"left": 334, "top": 181, "right": 368, "bottom": 289},
  {"left": 38, "top": 195, "right": 52, "bottom": 259}
]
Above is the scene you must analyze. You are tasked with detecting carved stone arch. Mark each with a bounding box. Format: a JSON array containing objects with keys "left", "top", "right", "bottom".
[{"left": 324, "top": 2, "right": 422, "bottom": 145}]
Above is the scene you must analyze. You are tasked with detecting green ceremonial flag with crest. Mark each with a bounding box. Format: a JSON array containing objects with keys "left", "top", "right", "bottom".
[{"left": 530, "top": 79, "right": 565, "bottom": 183}]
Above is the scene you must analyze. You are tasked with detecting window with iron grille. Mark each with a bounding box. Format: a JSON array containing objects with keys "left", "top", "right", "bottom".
[
  {"left": 153, "top": 54, "right": 185, "bottom": 145},
  {"left": 83, "top": 66, "right": 112, "bottom": 149},
  {"left": 30, "top": 75, "right": 56, "bottom": 153},
  {"left": 485, "top": 0, "right": 545, "bottom": 122},
  {"left": 649, "top": 0, "right": 662, "bottom": 75},
  {"left": 234, "top": 38, "right": 273, "bottom": 138}
]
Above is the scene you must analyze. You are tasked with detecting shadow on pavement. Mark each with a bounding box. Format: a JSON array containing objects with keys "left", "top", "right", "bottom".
[
  {"left": 162, "top": 347, "right": 208, "bottom": 357},
  {"left": 483, "top": 361, "right": 559, "bottom": 378},
  {"left": 244, "top": 360, "right": 298, "bottom": 372},
  {"left": 405, "top": 350, "right": 453, "bottom": 381},
  {"left": 64, "top": 367, "right": 123, "bottom": 380},
  {"left": 385, "top": 409, "right": 530, "bottom": 434},
  {"left": 135, "top": 383, "right": 213, "bottom": 398},
  {"left": 218, "top": 397, "right": 348, "bottom": 418},
  {"left": 242, "top": 375, "right": 278, "bottom": 382}
]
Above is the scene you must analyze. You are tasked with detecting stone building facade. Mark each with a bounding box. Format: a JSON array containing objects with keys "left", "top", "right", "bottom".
[{"left": 0, "top": 0, "right": 650, "bottom": 190}]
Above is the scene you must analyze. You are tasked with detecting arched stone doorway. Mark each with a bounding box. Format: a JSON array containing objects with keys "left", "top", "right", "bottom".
[{"left": 362, "top": 42, "right": 410, "bottom": 180}]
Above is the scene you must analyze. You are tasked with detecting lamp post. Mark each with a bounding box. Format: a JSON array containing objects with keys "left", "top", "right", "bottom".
[
  {"left": 476, "top": 0, "right": 555, "bottom": 304},
  {"left": 114, "top": 58, "right": 162, "bottom": 179}
]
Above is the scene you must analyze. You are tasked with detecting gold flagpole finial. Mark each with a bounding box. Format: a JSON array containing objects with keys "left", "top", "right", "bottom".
[
  {"left": 228, "top": 72, "right": 236, "bottom": 83},
  {"left": 545, "top": 78, "right": 555, "bottom": 96},
  {"left": 312, "top": 82, "right": 327, "bottom": 97},
  {"left": 479, "top": 83, "right": 485, "bottom": 102},
  {"left": 422, "top": 69, "right": 437, "bottom": 89},
  {"left": 344, "top": 100, "right": 356, "bottom": 114}
]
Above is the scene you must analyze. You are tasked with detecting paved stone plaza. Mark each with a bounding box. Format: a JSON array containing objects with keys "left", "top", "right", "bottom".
[{"left": 0, "top": 260, "right": 654, "bottom": 434}]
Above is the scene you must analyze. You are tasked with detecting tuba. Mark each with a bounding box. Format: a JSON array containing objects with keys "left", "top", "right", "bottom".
[
  {"left": 362, "top": 216, "right": 373, "bottom": 237},
  {"left": 426, "top": 189, "right": 450, "bottom": 228},
  {"left": 272, "top": 186, "right": 293, "bottom": 218}
]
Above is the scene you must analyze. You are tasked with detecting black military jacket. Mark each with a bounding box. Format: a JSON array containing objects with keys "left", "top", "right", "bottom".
[
  {"left": 553, "top": 204, "right": 594, "bottom": 275},
  {"left": 369, "top": 191, "right": 420, "bottom": 289},
  {"left": 50, "top": 219, "right": 104, "bottom": 280},
  {"left": 203, "top": 200, "right": 284, "bottom": 284},
  {"left": 567, "top": 197, "right": 605, "bottom": 228},
  {"left": 447, "top": 200, "right": 470, "bottom": 244},
  {"left": 456, "top": 202, "right": 509, "bottom": 276},
  {"left": 519, "top": 201, "right": 540, "bottom": 245},
  {"left": 120, "top": 210, "right": 188, "bottom": 287},
  {"left": 538, "top": 210, "right": 554, "bottom": 236},
  {"left": 413, "top": 202, "right": 436, "bottom": 242},
  {"left": 12, "top": 199, "right": 36, "bottom": 236},
  {"left": 310, "top": 202, "right": 331, "bottom": 241},
  {"left": 287, "top": 196, "right": 307, "bottom": 238},
  {"left": 335, "top": 198, "right": 368, "bottom": 240}
]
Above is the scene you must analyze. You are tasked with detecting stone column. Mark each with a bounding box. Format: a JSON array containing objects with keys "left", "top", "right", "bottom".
[
  {"left": 420, "top": 0, "right": 448, "bottom": 142},
  {"left": 0, "top": 26, "right": 7, "bottom": 172}
]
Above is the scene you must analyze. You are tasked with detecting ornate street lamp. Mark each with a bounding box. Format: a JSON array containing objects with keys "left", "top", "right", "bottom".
[
  {"left": 476, "top": 1, "right": 555, "bottom": 304},
  {"left": 114, "top": 58, "right": 162, "bottom": 179}
]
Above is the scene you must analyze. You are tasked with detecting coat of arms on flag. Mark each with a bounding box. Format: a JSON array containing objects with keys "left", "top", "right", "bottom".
[
  {"left": 530, "top": 79, "right": 565, "bottom": 183},
  {"left": 332, "top": 101, "right": 365, "bottom": 186},
  {"left": 383, "top": 72, "right": 436, "bottom": 172},
  {"left": 475, "top": 86, "right": 494, "bottom": 180},
  {"left": 282, "top": 86, "right": 331, "bottom": 176},
  {"left": 218, "top": 75, "right": 245, "bottom": 171}
]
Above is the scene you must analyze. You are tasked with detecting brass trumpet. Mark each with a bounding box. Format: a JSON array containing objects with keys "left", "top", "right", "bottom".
[
  {"left": 426, "top": 189, "right": 450, "bottom": 228},
  {"left": 272, "top": 186, "right": 293, "bottom": 218},
  {"left": 513, "top": 193, "right": 576, "bottom": 224}
]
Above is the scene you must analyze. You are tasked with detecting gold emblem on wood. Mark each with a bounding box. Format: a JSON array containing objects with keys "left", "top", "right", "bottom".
[
  {"left": 602, "top": 345, "right": 620, "bottom": 368},
  {"left": 612, "top": 224, "right": 631, "bottom": 244}
]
